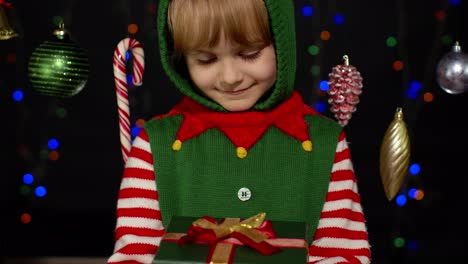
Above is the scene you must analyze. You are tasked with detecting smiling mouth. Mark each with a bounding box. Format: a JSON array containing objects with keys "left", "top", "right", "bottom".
[{"left": 221, "top": 86, "right": 251, "bottom": 95}]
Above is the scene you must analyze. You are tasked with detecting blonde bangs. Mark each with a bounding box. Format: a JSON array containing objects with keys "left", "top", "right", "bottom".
[{"left": 168, "top": 0, "right": 272, "bottom": 59}]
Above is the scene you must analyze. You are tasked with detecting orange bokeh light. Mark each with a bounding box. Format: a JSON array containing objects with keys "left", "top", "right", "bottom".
[
  {"left": 393, "top": 60, "right": 404, "bottom": 71},
  {"left": 128, "top": 24, "right": 139, "bottom": 34},
  {"left": 434, "top": 10, "right": 446, "bottom": 22},
  {"left": 21, "top": 213, "right": 32, "bottom": 224},
  {"left": 49, "top": 150, "right": 60, "bottom": 161},
  {"left": 423, "top": 92, "right": 434, "bottom": 102},
  {"left": 320, "top": 30, "right": 331, "bottom": 41},
  {"left": 136, "top": 118, "right": 146, "bottom": 128}
]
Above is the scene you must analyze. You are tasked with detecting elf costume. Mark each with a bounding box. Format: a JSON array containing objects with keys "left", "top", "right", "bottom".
[{"left": 107, "top": 0, "right": 371, "bottom": 263}]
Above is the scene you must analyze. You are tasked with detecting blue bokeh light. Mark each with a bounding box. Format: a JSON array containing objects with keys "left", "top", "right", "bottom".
[
  {"left": 48, "top": 138, "right": 59, "bottom": 150},
  {"left": 315, "top": 102, "right": 327, "bottom": 113},
  {"left": 333, "top": 14, "right": 345, "bottom": 25},
  {"left": 302, "top": 6, "right": 314, "bottom": 16},
  {"left": 126, "top": 51, "right": 131, "bottom": 61},
  {"left": 407, "top": 239, "right": 419, "bottom": 251},
  {"left": 408, "top": 188, "right": 417, "bottom": 199},
  {"left": 12, "top": 90, "right": 24, "bottom": 102},
  {"left": 35, "top": 186, "right": 47, "bottom": 197},
  {"left": 396, "top": 194, "right": 407, "bottom": 206},
  {"left": 407, "top": 81, "right": 422, "bottom": 99},
  {"left": 319, "top": 80, "right": 330, "bottom": 91},
  {"left": 23, "top": 173, "right": 34, "bottom": 185},
  {"left": 127, "top": 74, "right": 133, "bottom": 86},
  {"left": 131, "top": 126, "right": 142, "bottom": 138},
  {"left": 450, "top": 0, "right": 461, "bottom": 6},
  {"left": 409, "top": 163, "right": 421, "bottom": 175}
]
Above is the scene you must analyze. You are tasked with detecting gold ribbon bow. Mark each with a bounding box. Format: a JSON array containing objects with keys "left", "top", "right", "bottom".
[{"left": 192, "top": 212, "right": 269, "bottom": 243}]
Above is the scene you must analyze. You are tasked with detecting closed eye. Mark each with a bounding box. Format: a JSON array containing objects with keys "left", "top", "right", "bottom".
[{"left": 240, "top": 49, "right": 262, "bottom": 62}]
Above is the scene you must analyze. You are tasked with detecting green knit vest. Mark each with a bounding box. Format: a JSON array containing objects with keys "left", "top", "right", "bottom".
[{"left": 145, "top": 114, "right": 341, "bottom": 242}]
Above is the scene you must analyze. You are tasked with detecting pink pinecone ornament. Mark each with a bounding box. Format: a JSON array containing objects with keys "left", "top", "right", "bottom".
[{"left": 327, "top": 55, "right": 363, "bottom": 126}]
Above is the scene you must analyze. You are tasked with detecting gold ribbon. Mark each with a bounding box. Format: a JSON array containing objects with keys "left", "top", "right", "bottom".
[{"left": 192, "top": 212, "right": 269, "bottom": 243}]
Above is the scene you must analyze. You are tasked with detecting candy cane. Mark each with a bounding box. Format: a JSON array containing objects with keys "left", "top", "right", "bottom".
[{"left": 113, "top": 38, "right": 145, "bottom": 164}]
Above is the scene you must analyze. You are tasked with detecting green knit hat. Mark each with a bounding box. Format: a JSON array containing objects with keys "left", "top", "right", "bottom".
[{"left": 157, "top": 0, "right": 296, "bottom": 112}]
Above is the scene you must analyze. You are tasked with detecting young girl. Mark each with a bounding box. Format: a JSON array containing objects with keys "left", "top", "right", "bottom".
[{"left": 107, "top": 0, "right": 371, "bottom": 263}]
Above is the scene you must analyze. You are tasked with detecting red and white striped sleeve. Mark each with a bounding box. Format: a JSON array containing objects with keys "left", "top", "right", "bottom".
[
  {"left": 308, "top": 131, "right": 371, "bottom": 264},
  {"left": 107, "top": 129, "right": 164, "bottom": 264}
]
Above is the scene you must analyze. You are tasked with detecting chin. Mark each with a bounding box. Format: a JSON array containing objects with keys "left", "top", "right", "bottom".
[{"left": 222, "top": 102, "right": 255, "bottom": 112}]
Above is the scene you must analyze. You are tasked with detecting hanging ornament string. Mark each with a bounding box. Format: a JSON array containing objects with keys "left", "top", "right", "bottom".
[
  {"left": 113, "top": 37, "right": 145, "bottom": 164},
  {"left": 327, "top": 55, "right": 363, "bottom": 126}
]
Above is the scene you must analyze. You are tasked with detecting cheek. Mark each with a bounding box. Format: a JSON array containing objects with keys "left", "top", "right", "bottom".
[{"left": 188, "top": 67, "right": 216, "bottom": 90}]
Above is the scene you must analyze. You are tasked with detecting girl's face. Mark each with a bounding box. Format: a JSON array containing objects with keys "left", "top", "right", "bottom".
[{"left": 184, "top": 35, "right": 277, "bottom": 112}]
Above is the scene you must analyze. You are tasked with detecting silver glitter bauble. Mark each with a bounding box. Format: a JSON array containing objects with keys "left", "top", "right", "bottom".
[{"left": 436, "top": 41, "right": 468, "bottom": 95}]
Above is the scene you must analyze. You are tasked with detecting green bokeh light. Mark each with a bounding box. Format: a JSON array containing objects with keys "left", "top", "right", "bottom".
[
  {"left": 309, "top": 65, "right": 321, "bottom": 76},
  {"left": 441, "top": 35, "right": 454, "bottom": 46},
  {"left": 52, "top": 16, "right": 64, "bottom": 26},
  {"left": 56, "top": 107, "right": 67, "bottom": 118},
  {"left": 386, "top": 36, "right": 397, "bottom": 47},
  {"left": 20, "top": 185, "right": 31, "bottom": 196},
  {"left": 40, "top": 149, "right": 49, "bottom": 160},
  {"left": 307, "top": 45, "right": 320, "bottom": 56},
  {"left": 393, "top": 237, "right": 405, "bottom": 248}
]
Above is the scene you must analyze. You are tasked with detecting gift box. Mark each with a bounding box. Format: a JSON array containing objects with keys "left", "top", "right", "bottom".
[{"left": 153, "top": 213, "right": 309, "bottom": 264}]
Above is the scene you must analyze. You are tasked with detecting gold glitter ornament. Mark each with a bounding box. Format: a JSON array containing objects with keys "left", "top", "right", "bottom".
[{"left": 379, "top": 107, "right": 411, "bottom": 201}]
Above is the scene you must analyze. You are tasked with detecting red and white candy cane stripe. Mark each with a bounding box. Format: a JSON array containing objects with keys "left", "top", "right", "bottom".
[{"left": 113, "top": 38, "right": 145, "bottom": 164}]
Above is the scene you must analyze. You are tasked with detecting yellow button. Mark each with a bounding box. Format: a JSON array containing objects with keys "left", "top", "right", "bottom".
[
  {"left": 236, "top": 147, "right": 247, "bottom": 159},
  {"left": 172, "top": 140, "right": 182, "bottom": 151},
  {"left": 302, "top": 140, "right": 313, "bottom": 152}
]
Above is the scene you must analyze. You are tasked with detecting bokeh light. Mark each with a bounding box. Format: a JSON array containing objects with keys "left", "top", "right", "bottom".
[
  {"left": 396, "top": 194, "right": 407, "bottom": 206},
  {"left": 409, "top": 163, "right": 421, "bottom": 175},
  {"left": 319, "top": 80, "right": 329, "bottom": 91},
  {"left": 52, "top": 16, "right": 64, "bottom": 26},
  {"left": 441, "top": 35, "right": 453, "bottom": 46},
  {"left": 48, "top": 138, "right": 59, "bottom": 150},
  {"left": 407, "top": 80, "right": 422, "bottom": 99},
  {"left": 7, "top": 53, "right": 16, "bottom": 64},
  {"left": 408, "top": 188, "right": 417, "bottom": 199},
  {"left": 310, "top": 65, "right": 321, "bottom": 76},
  {"left": 307, "top": 45, "right": 320, "bottom": 56},
  {"left": 450, "top": 0, "right": 461, "bottom": 6},
  {"left": 407, "top": 239, "right": 419, "bottom": 251},
  {"left": 56, "top": 107, "right": 67, "bottom": 118},
  {"left": 320, "top": 30, "right": 331, "bottom": 41},
  {"left": 415, "top": 189, "right": 425, "bottom": 200},
  {"left": 333, "top": 14, "right": 345, "bottom": 25},
  {"left": 131, "top": 126, "right": 142, "bottom": 138},
  {"left": 423, "top": 92, "right": 434, "bottom": 102},
  {"left": 136, "top": 118, "right": 146, "bottom": 128},
  {"left": 20, "top": 185, "right": 31, "bottom": 196},
  {"left": 393, "top": 237, "right": 405, "bottom": 248},
  {"left": 48, "top": 150, "right": 60, "bottom": 161},
  {"left": 23, "top": 173, "right": 34, "bottom": 185},
  {"left": 21, "top": 213, "right": 32, "bottom": 224},
  {"left": 128, "top": 23, "right": 139, "bottom": 34},
  {"left": 302, "top": 6, "right": 314, "bottom": 16},
  {"left": 386, "top": 36, "right": 398, "bottom": 47},
  {"left": 12, "top": 90, "right": 24, "bottom": 102},
  {"left": 35, "top": 186, "right": 47, "bottom": 197},
  {"left": 314, "top": 102, "right": 327, "bottom": 113},
  {"left": 434, "top": 10, "right": 446, "bottom": 22},
  {"left": 393, "top": 60, "right": 404, "bottom": 71}
]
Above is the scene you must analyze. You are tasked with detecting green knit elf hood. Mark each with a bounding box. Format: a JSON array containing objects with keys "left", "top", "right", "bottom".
[{"left": 156, "top": 0, "right": 296, "bottom": 112}]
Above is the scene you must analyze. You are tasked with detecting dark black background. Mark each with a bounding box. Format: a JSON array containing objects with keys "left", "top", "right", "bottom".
[{"left": 1, "top": 0, "right": 467, "bottom": 263}]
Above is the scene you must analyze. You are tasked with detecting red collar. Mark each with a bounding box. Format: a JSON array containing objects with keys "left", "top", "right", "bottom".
[{"left": 162, "top": 91, "right": 318, "bottom": 156}]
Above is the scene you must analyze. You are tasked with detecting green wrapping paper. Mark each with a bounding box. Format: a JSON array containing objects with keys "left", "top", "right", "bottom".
[{"left": 153, "top": 216, "right": 309, "bottom": 264}]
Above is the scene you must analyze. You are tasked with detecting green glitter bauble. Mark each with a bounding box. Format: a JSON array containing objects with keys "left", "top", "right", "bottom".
[{"left": 28, "top": 27, "right": 90, "bottom": 98}]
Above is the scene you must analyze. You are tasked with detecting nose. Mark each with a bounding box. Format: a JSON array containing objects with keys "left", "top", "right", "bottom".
[{"left": 219, "top": 60, "right": 243, "bottom": 89}]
